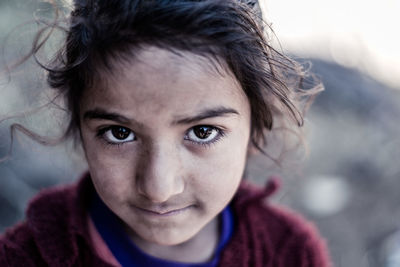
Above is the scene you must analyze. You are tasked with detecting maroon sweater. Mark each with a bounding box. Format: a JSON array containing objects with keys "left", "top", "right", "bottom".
[{"left": 0, "top": 175, "right": 331, "bottom": 267}]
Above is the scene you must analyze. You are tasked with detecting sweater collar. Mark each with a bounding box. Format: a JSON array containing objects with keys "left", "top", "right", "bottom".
[{"left": 233, "top": 176, "right": 280, "bottom": 207}]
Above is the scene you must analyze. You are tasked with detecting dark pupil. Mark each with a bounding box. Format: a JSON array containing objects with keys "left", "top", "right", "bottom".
[
  {"left": 194, "top": 126, "right": 212, "bottom": 139},
  {"left": 112, "top": 127, "right": 130, "bottom": 140}
]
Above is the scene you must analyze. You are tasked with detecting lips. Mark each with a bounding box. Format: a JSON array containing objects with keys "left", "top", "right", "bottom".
[{"left": 133, "top": 205, "right": 194, "bottom": 217}]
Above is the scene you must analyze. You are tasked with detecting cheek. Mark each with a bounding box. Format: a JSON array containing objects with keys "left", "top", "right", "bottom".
[
  {"left": 189, "top": 130, "right": 249, "bottom": 207},
  {"left": 81, "top": 131, "right": 136, "bottom": 204}
]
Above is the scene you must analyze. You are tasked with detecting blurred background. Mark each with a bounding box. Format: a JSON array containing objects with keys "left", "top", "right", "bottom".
[{"left": 1, "top": 0, "right": 399, "bottom": 266}]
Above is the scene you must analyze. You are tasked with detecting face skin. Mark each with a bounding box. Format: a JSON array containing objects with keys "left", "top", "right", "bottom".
[{"left": 79, "top": 46, "right": 251, "bottom": 262}]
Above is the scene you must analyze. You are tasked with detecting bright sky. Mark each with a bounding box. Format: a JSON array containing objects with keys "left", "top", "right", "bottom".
[{"left": 261, "top": 0, "right": 400, "bottom": 89}]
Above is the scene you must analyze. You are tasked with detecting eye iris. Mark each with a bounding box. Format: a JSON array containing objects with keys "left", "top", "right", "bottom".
[
  {"left": 111, "top": 127, "right": 130, "bottom": 140},
  {"left": 194, "top": 126, "right": 212, "bottom": 139}
]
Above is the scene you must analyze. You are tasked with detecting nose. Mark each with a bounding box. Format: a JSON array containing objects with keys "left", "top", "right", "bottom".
[{"left": 136, "top": 142, "right": 185, "bottom": 203}]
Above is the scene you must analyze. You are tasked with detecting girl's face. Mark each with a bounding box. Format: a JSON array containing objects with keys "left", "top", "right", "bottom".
[{"left": 79, "top": 46, "right": 251, "bottom": 248}]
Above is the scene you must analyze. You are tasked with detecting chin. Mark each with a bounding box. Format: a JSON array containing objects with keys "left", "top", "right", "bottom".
[
  {"left": 134, "top": 225, "right": 199, "bottom": 247},
  {"left": 147, "top": 230, "right": 195, "bottom": 246}
]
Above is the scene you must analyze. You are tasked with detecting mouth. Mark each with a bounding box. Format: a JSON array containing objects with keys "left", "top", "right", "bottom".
[{"left": 133, "top": 205, "right": 194, "bottom": 217}]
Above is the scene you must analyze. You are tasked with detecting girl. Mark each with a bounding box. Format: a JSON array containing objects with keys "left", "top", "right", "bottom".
[{"left": 0, "top": 0, "right": 331, "bottom": 266}]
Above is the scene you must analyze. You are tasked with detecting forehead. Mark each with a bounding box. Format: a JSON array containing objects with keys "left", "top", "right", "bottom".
[{"left": 81, "top": 46, "right": 249, "bottom": 123}]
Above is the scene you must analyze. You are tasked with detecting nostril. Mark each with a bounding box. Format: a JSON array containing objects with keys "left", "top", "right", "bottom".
[
  {"left": 136, "top": 173, "right": 185, "bottom": 204},
  {"left": 146, "top": 184, "right": 183, "bottom": 203}
]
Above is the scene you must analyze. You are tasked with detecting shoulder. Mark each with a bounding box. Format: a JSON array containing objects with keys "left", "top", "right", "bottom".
[
  {"left": 254, "top": 203, "right": 330, "bottom": 266},
  {"left": 0, "top": 221, "right": 43, "bottom": 266},
  {"left": 0, "top": 185, "right": 73, "bottom": 266},
  {"left": 221, "top": 179, "right": 331, "bottom": 267},
  {"left": 0, "top": 174, "right": 94, "bottom": 266}
]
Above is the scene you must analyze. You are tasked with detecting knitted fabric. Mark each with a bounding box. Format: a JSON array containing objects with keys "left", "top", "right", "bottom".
[{"left": 0, "top": 174, "right": 331, "bottom": 267}]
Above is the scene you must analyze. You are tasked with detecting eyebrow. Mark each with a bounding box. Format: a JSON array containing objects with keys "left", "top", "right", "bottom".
[
  {"left": 82, "top": 106, "right": 239, "bottom": 125},
  {"left": 172, "top": 107, "right": 239, "bottom": 125},
  {"left": 83, "top": 108, "right": 132, "bottom": 124}
]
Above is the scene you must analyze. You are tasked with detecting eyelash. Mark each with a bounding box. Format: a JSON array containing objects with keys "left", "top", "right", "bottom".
[{"left": 95, "top": 125, "right": 225, "bottom": 148}]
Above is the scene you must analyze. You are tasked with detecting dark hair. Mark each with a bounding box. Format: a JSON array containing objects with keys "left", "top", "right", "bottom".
[{"left": 5, "top": 0, "right": 322, "bottom": 156}]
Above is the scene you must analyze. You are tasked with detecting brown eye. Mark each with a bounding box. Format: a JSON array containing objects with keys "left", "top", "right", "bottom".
[
  {"left": 185, "top": 125, "right": 221, "bottom": 145},
  {"left": 111, "top": 126, "right": 131, "bottom": 140},
  {"left": 193, "top": 126, "right": 213, "bottom": 139},
  {"left": 102, "top": 126, "right": 135, "bottom": 144}
]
